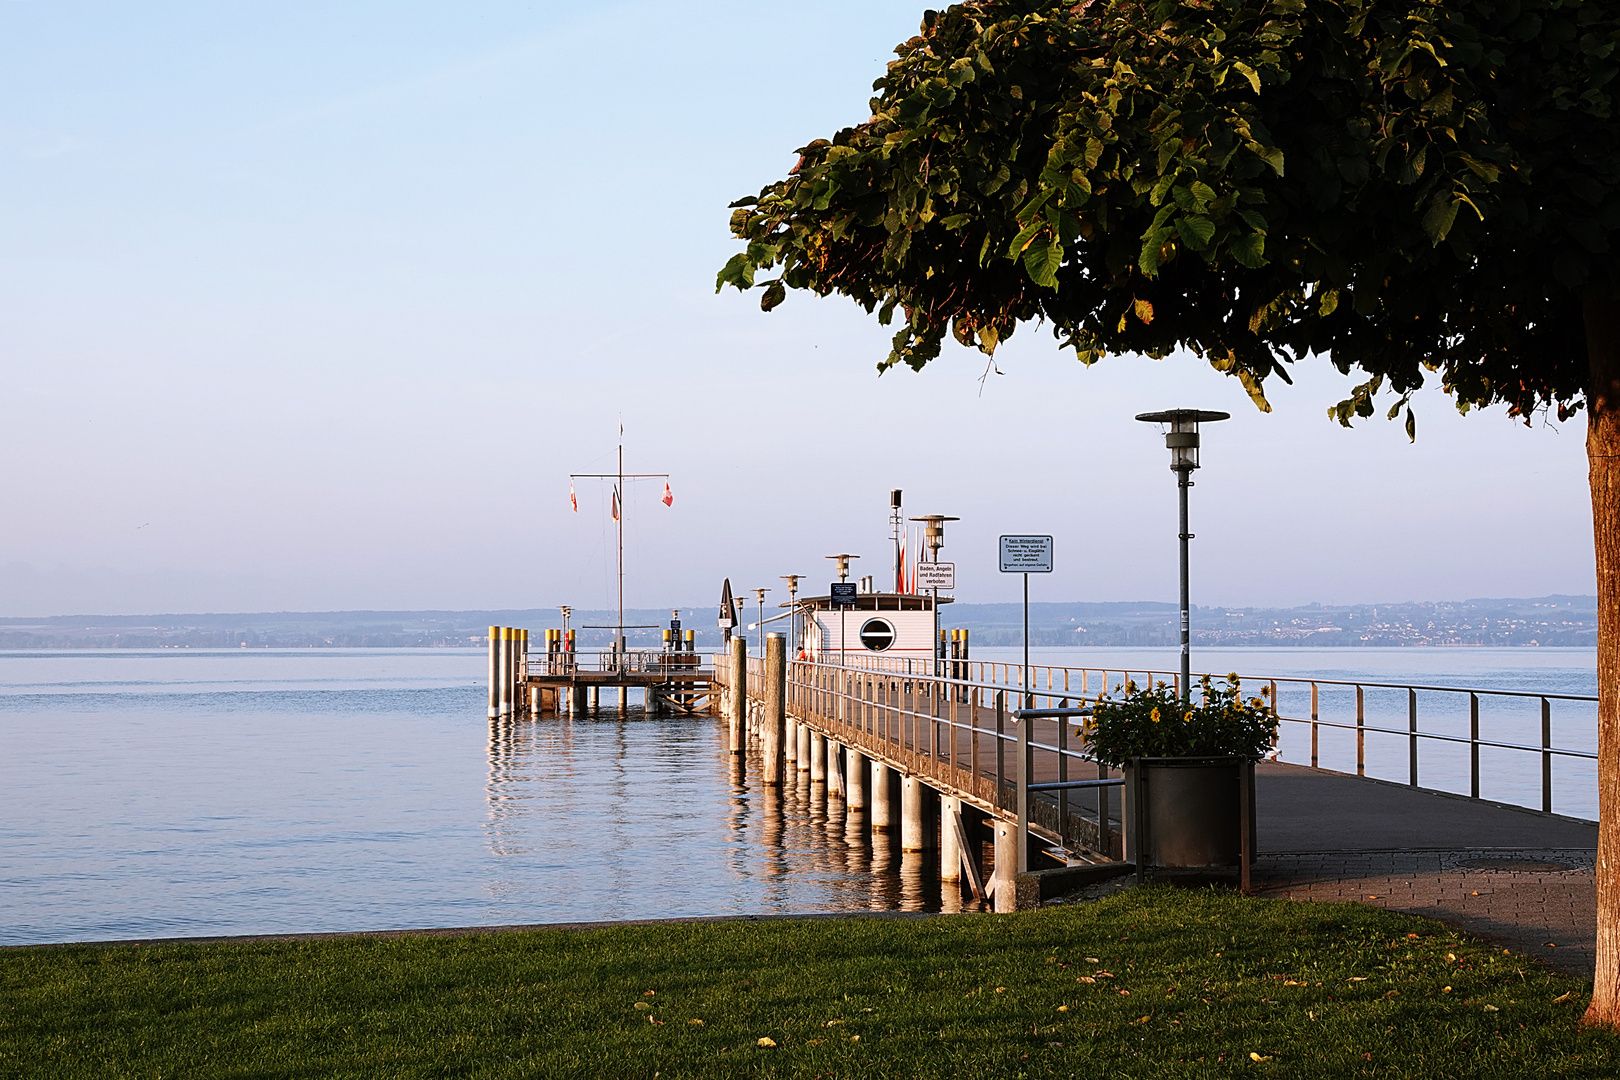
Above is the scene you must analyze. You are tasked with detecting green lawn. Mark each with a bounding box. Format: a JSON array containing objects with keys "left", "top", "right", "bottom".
[{"left": 0, "top": 887, "right": 1610, "bottom": 1078}]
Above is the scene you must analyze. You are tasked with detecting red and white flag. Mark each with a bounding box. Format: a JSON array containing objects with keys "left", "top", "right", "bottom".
[
  {"left": 662, "top": 481, "right": 673, "bottom": 507},
  {"left": 611, "top": 487, "right": 620, "bottom": 522},
  {"left": 897, "top": 529, "right": 907, "bottom": 592},
  {"left": 569, "top": 480, "right": 577, "bottom": 513}
]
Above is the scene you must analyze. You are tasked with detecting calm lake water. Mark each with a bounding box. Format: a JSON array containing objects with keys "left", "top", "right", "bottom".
[{"left": 0, "top": 646, "right": 1597, "bottom": 946}]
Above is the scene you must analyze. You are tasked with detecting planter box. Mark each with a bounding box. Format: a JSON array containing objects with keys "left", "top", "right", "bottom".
[{"left": 1123, "top": 756, "right": 1256, "bottom": 887}]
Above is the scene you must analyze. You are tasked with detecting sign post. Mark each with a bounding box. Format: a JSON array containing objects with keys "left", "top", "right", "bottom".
[
  {"left": 999, "top": 536, "right": 1054, "bottom": 709},
  {"left": 1000, "top": 534, "right": 1053, "bottom": 876},
  {"left": 830, "top": 582, "right": 857, "bottom": 667}
]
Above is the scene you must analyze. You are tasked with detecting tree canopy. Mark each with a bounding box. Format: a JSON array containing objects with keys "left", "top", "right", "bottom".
[{"left": 718, "top": 0, "right": 1619, "bottom": 431}]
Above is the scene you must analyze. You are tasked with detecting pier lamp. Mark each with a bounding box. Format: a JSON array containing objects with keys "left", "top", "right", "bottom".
[
  {"left": 826, "top": 553, "right": 859, "bottom": 582},
  {"left": 780, "top": 574, "right": 803, "bottom": 655},
  {"left": 751, "top": 588, "right": 770, "bottom": 658},
  {"left": 909, "top": 515, "right": 959, "bottom": 675},
  {"left": 1134, "top": 408, "right": 1230, "bottom": 703}
]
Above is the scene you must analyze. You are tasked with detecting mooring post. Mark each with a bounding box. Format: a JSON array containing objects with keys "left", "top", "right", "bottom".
[
  {"left": 941, "top": 796, "right": 964, "bottom": 882},
  {"left": 871, "top": 761, "right": 893, "bottom": 829},
  {"left": 846, "top": 747, "right": 867, "bottom": 809},
  {"left": 487, "top": 626, "right": 500, "bottom": 719},
  {"left": 993, "top": 818, "right": 1019, "bottom": 913},
  {"left": 763, "top": 633, "right": 786, "bottom": 784},
  {"left": 728, "top": 635, "right": 747, "bottom": 754},
  {"left": 499, "top": 627, "right": 513, "bottom": 718}
]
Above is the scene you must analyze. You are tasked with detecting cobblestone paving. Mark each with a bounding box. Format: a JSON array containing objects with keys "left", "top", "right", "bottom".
[{"left": 1252, "top": 849, "right": 1596, "bottom": 976}]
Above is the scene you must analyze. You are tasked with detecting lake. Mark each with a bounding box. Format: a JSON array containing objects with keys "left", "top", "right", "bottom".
[{"left": 0, "top": 646, "right": 1596, "bottom": 946}]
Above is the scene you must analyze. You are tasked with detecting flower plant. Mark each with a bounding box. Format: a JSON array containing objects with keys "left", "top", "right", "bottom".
[{"left": 1085, "top": 675, "right": 1278, "bottom": 767}]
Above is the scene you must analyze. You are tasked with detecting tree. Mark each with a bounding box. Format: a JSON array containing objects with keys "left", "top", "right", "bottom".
[{"left": 718, "top": 0, "right": 1620, "bottom": 1022}]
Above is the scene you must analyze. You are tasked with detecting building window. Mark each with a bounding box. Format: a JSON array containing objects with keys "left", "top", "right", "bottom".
[{"left": 859, "top": 618, "right": 896, "bottom": 652}]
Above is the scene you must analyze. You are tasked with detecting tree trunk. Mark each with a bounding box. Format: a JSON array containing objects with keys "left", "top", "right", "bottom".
[{"left": 1585, "top": 285, "right": 1620, "bottom": 1028}]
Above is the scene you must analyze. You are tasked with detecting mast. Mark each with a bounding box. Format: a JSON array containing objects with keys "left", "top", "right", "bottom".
[{"left": 617, "top": 435, "right": 624, "bottom": 654}]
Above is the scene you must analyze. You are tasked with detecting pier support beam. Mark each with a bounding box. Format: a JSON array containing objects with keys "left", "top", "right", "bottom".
[
  {"left": 617, "top": 685, "right": 628, "bottom": 711},
  {"left": 588, "top": 686, "right": 598, "bottom": 710},
  {"left": 487, "top": 626, "right": 500, "bottom": 719},
  {"left": 570, "top": 685, "right": 585, "bottom": 717},
  {"left": 810, "top": 732, "right": 827, "bottom": 783},
  {"left": 846, "top": 749, "right": 866, "bottom": 809},
  {"left": 993, "top": 819, "right": 1019, "bottom": 913},
  {"left": 901, "top": 776, "right": 935, "bottom": 852},
  {"left": 763, "top": 634, "right": 786, "bottom": 785},
  {"left": 727, "top": 636, "right": 747, "bottom": 755},
  {"left": 785, "top": 719, "right": 799, "bottom": 764},
  {"left": 797, "top": 723, "right": 811, "bottom": 771}
]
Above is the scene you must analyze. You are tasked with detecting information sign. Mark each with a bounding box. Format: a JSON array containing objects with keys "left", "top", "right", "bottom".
[
  {"left": 829, "top": 582, "right": 858, "bottom": 607},
  {"left": 999, "top": 535, "right": 1054, "bottom": 573},
  {"left": 915, "top": 562, "right": 956, "bottom": 590}
]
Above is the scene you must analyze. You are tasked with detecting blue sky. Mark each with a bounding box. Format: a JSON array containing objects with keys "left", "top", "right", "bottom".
[{"left": 0, "top": 1, "right": 1594, "bottom": 616}]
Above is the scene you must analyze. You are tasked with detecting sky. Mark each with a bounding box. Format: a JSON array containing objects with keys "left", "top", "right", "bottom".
[{"left": 0, "top": 1, "right": 1596, "bottom": 618}]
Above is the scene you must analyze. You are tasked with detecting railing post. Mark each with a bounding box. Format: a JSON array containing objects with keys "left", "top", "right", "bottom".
[
  {"left": 1408, "top": 688, "right": 1418, "bottom": 787},
  {"left": 995, "top": 691, "right": 1006, "bottom": 811},
  {"left": 1310, "top": 682, "right": 1319, "bottom": 768},
  {"left": 1542, "top": 696, "right": 1553, "bottom": 814},
  {"left": 1355, "top": 684, "right": 1365, "bottom": 776},
  {"left": 1057, "top": 699, "right": 1069, "bottom": 849},
  {"left": 1470, "top": 692, "right": 1480, "bottom": 799}
]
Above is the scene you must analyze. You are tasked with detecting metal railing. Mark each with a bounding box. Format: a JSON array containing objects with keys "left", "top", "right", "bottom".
[
  {"left": 718, "top": 653, "right": 1598, "bottom": 822},
  {"left": 526, "top": 649, "right": 707, "bottom": 678}
]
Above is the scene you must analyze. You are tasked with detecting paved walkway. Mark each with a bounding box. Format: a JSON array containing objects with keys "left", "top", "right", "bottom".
[{"left": 1250, "top": 763, "right": 1597, "bottom": 975}]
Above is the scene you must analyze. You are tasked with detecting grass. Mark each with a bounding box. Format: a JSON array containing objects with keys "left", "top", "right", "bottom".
[{"left": 0, "top": 887, "right": 1613, "bottom": 1078}]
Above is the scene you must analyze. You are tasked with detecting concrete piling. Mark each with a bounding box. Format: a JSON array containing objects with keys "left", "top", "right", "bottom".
[
  {"left": 871, "top": 761, "right": 894, "bottom": 831},
  {"left": 993, "top": 818, "right": 1019, "bottom": 913},
  {"left": 797, "top": 723, "right": 811, "bottom": 771},
  {"left": 846, "top": 748, "right": 867, "bottom": 809},
  {"left": 785, "top": 718, "right": 799, "bottom": 763},
  {"left": 763, "top": 633, "right": 786, "bottom": 785},
  {"left": 941, "top": 796, "right": 963, "bottom": 882},
  {"left": 727, "top": 635, "right": 747, "bottom": 754},
  {"left": 487, "top": 626, "right": 500, "bottom": 719},
  {"left": 901, "top": 775, "right": 935, "bottom": 852},
  {"left": 617, "top": 685, "right": 628, "bottom": 711},
  {"left": 810, "top": 732, "right": 827, "bottom": 783}
]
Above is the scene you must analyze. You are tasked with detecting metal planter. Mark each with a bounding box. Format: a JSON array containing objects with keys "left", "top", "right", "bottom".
[{"left": 1123, "top": 756, "right": 1256, "bottom": 888}]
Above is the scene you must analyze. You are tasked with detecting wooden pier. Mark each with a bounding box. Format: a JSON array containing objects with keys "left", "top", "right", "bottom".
[{"left": 486, "top": 624, "right": 715, "bottom": 718}]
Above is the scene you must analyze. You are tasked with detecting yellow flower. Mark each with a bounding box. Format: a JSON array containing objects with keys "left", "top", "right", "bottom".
[
  {"left": 1151, "top": 708, "right": 1161, "bottom": 723},
  {"left": 1183, "top": 710, "right": 1193, "bottom": 723}
]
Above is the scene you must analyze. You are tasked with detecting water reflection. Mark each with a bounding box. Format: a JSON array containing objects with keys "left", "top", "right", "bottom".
[{"left": 481, "top": 708, "right": 984, "bottom": 920}]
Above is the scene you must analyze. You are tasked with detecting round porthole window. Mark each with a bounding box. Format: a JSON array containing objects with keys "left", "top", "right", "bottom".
[{"left": 859, "top": 618, "right": 896, "bottom": 652}]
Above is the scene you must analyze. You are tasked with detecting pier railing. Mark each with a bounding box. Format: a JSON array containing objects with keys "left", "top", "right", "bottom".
[
  {"left": 724, "top": 651, "right": 1598, "bottom": 823},
  {"left": 526, "top": 649, "right": 706, "bottom": 678}
]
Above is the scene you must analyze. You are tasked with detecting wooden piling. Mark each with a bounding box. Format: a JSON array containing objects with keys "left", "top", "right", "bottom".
[
  {"left": 727, "top": 635, "right": 747, "bottom": 754},
  {"left": 487, "top": 626, "right": 500, "bottom": 719},
  {"left": 763, "top": 633, "right": 786, "bottom": 784}
]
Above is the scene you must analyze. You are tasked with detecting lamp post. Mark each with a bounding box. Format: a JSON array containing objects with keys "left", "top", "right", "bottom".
[
  {"left": 558, "top": 605, "right": 572, "bottom": 674},
  {"left": 779, "top": 574, "right": 802, "bottom": 655},
  {"left": 909, "top": 514, "right": 958, "bottom": 676},
  {"left": 1135, "top": 408, "right": 1230, "bottom": 704},
  {"left": 826, "top": 554, "right": 859, "bottom": 666},
  {"left": 751, "top": 588, "right": 770, "bottom": 659}
]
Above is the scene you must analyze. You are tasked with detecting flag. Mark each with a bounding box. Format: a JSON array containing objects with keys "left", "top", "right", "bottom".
[
  {"left": 611, "top": 487, "right": 620, "bottom": 522},
  {"left": 569, "top": 480, "right": 577, "bottom": 513},
  {"left": 662, "top": 481, "right": 673, "bottom": 507},
  {"left": 897, "top": 529, "right": 907, "bottom": 592}
]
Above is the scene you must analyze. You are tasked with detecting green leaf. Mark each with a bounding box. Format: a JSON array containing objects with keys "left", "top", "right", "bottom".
[
  {"left": 1175, "top": 215, "right": 1216, "bottom": 249},
  {"left": 1422, "top": 193, "right": 1460, "bottom": 243},
  {"left": 760, "top": 280, "right": 787, "bottom": 312},
  {"left": 1023, "top": 238, "right": 1063, "bottom": 288},
  {"left": 1230, "top": 231, "right": 1266, "bottom": 268},
  {"left": 1230, "top": 61, "right": 1262, "bottom": 93},
  {"left": 1007, "top": 220, "right": 1044, "bottom": 258},
  {"left": 715, "top": 252, "right": 756, "bottom": 293}
]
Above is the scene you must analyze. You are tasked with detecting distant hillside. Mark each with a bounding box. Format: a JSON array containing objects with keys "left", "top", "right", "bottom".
[{"left": 0, "top": 596, "right": 1595, "bottom": 649}]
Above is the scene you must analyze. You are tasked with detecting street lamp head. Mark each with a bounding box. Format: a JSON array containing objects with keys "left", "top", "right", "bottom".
[
  {"left": 779, "top": 574, "right": 801, "bottom": 594},
  {"left": 825, "top": 553, "right": 859, "bottom": 581},
  {"left": 752, "top": 587, "right": 770, "bottom": 602},
  {"left": 1135, "top": 409, "right": 1230, "bottom": 472},
  {"left": 907, "top": 514, "right": 959, "bottom": 561}
]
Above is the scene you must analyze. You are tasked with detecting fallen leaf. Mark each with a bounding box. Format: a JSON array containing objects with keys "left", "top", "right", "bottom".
[
  {"left": 1251, "top": 1052, "right": 1272, "bottom": 1062},
  {"left": 1348, "top": 977, "right": 1368, "bottom": 983},
  {"left": 824, "top": 1019, "right": 844, "bottom": 1027},
  {"left": 757, "top": 1037, "right": 777, "bottom": 1048},
  {"left": 634, "top": 1002, "right": 652, "bottom": 1011},
  {"left": 644, "top": 990, "right": 656, "bottom": 996},
  {"left": 1057, "top": 1005, "right": 1069, "bottom": 1012},
  {"left": 850, "top": 1035, "right": 860, "bottom": 1042},
  {"left": 1085, "top": 957, "right": 1100, "bottom": 963},
  {"left": 995, "top": 987, "right": 1006, "bottom": 993},
  {"left": 1443, "top": 986, "right": 1453, "bottom": 994},
  {"left": 1447, "top": 953, "right": 1457, "bottom": 962},
  {"left": 1483, "top": 1004, "right": 1500, "bottom": 1013},
  {"left": 1554, "top": 992, "right": 1574, "bottom": 1004},
  {"left": 688, "top": 1019, "right": 704, "bottom": 1026},
  {"left": 1119, "top": 989, "right": 1131, "bottom": 996}
]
